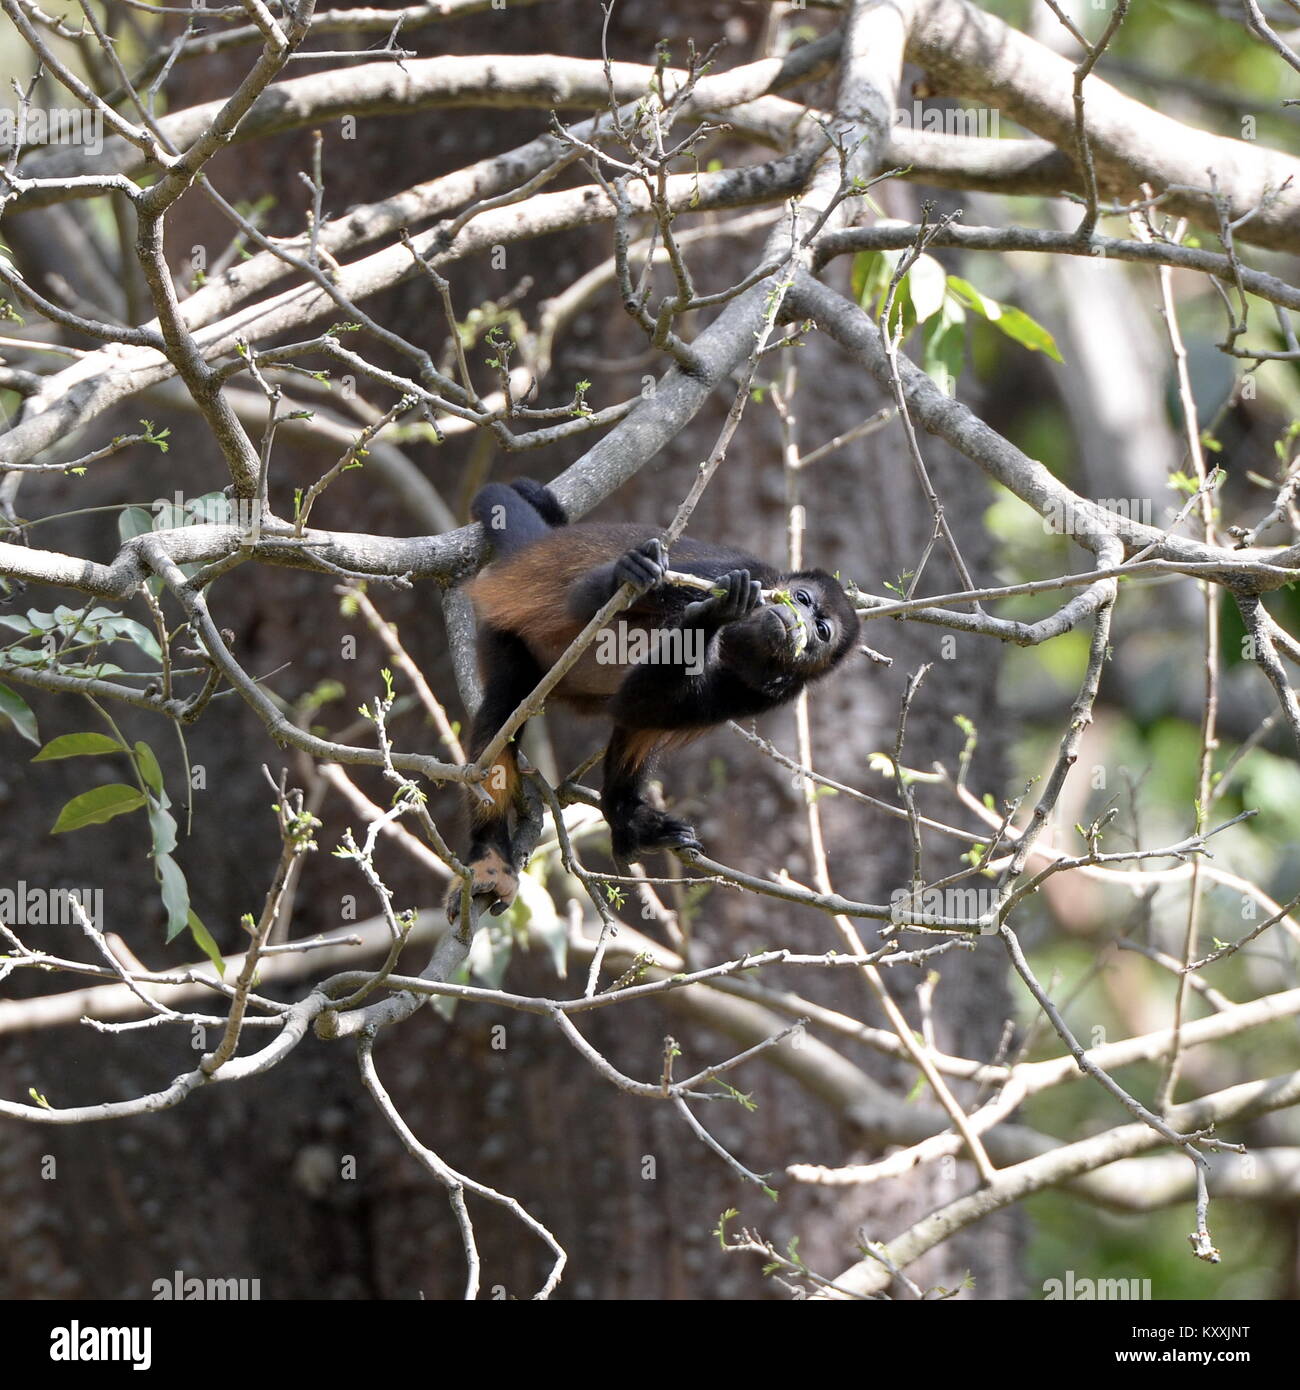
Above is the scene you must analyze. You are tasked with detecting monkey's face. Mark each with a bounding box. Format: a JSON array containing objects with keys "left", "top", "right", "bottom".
[{"left": 723, "top": 571, "right": 860, "bottom": 685}]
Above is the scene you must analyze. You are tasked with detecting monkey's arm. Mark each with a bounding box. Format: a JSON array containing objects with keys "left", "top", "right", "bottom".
[
  {"left": 610, "top": 649, "right": 790, "bottom": 729},
  {"left": 567, "top": 539, "right": 764, "bottom": 633},
  {"left": 566, "top": 538, "right": 674, "bottom": 622}
]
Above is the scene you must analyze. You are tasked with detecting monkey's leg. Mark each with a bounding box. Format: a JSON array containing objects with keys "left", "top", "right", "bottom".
[
  {"left": 602, "top": 726, "right": 703, "bottom": 861},
  {"left": 447, "top": 627, "right": 543, "bottom": 918}
]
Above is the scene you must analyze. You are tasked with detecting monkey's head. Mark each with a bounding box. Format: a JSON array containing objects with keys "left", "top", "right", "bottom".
[{"left": 722, "top": 570, "right": 860, "bottom": 691}]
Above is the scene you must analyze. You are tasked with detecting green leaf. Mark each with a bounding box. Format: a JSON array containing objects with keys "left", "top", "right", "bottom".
[
  {"left": 93, "top": 616, "right": 162, "bottom": 664},
  {"left": 117, "top": 505, "right": 155, "bottom": 543},
  {"left": 1, "top": 649, "right": 56, "bottom": 665},
  {"left": 147, "top": 797, "right": 178, "bottom": 857},
  {"left": 33, "top": 731, "right": 125, "bottom": 761},
  {"left": 157, "top": 853, "right": 190, "bottom": 941},
  {"left": 946, "top": 274, "right": 1063, "bottom": 362},
  {"left": 51, "top": 784, "right": 146, "bottom": 833},
  {"left": 907, "top": 252, "right": 948, "bottom": 323},
  {"left": 921, "top": 312, "right": 966, "bottom": 396},
  {"left": 0, "top": 681, "right": 38, "bottom": 745},
  {"left": 992, "top": 304, "right": 1064, "bottom": 362},
  {"left": 184, "top": 492, "right": 234, "bottom": 526},
  {"left": 430, "top": 959, "right": 470, "bottom": 1022},
  {"left": 186, "top": 909, "right": 224, "bottom": 975},
  {"left": 946, "top": 274, "right": 999, "bottom": 319},
  {"left": 468, "top": 916, "right": 513, "bottom": 989},
  {"left": 134, "top": 741, "right": 164, "bottom": 795},
  {"left": 851, "top": 250, "right": 890, "bottom": 307}
]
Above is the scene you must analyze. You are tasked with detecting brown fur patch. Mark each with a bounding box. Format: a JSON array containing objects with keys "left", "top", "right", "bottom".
[
  {"left": 615, "top": 726, "right": 707, "bottom": 772},
  {"left": 469, "top": 529, "right": 631, "bottom": 645},
  {"left": 470, "top": 750, "right": 520, "bottom": 826},
  {"left": 471, "top": 526, "right": 675, "bottom": 707}
]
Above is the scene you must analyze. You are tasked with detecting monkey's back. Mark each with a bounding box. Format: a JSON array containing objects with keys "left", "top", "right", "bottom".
[{"left": 468, "top": 523, "right": 776, "bottom": 709}]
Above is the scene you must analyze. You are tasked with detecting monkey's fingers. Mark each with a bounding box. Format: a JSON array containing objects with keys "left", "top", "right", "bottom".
[
  {"left": 732, "top": 571, "right": 763, "bottom": 616},
  {"left": 615, "top": 539, "right": 668, "bottom": 593},
  {"left": 615, "top": 555, "right": 661, "bottom": 590},
  {"left": 692, "top": 569, "right": 762, "bottom": 623},
  {"left": 664, "top": 568, "right": 780, "bottom": 606},
  {"left": 641, "top": 537, "right": 667, "bottom": 568}
]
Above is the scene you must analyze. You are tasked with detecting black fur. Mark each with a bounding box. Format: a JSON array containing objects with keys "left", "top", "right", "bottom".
[{"left": 453, "top": 480, "right": 860, "bottom": 911}]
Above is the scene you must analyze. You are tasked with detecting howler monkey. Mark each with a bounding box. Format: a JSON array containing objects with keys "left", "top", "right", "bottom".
[{"left": 450, "top": 478, "right": 860, "bottom": 916}]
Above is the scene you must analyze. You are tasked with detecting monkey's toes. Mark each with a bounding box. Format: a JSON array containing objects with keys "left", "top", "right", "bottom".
[
  {"left": 647, "top": 819, "right": 703, "bottom": 854},
  {"left": 445, "top": 851, "right": 519, "bottom": 922}
]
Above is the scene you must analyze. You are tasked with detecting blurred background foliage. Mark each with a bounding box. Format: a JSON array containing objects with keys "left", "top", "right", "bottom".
[{"left": 958, "top": 0, "right": 1300, "bottom": 1299}]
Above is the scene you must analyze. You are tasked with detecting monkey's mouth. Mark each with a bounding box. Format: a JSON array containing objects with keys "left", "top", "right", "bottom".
[{"left": 765, "top": 601, "right": 808, "bottom": 652}]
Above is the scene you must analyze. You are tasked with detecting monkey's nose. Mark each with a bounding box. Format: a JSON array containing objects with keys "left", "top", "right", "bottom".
[
  {"left": 767, "top": 603, "right": 795, "bottom": 632},
  {"left": 767, "top": 603, "right": 804, "bottom": 647}
]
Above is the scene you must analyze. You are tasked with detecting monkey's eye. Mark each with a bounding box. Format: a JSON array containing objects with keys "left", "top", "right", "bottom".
[
  {"left": 795, "top": 589, "right": 812, "bottom": 607},
  {"left": 815, "top": 618, "right": 832, "bottom": 642}
]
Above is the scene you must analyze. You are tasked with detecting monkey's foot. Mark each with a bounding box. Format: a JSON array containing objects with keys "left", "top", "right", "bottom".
[
  {"left": 613, "top": 809, "right": 703, "bottom": 861},
  {"left": 445, "top": 849, "right": 519, "bottom": 922}
]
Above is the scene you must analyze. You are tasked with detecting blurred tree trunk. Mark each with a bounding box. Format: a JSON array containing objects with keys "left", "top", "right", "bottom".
[{"left": 0, "top": 0, "right": 1019, "bottom": 1299}]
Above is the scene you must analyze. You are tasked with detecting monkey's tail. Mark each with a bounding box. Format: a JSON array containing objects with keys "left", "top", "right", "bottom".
[
  {"left": 470, "top": 478, "right": 568, "bottom": 559},
  {"left": 508, "top": 477, "right": 568, "bottom": 527}
]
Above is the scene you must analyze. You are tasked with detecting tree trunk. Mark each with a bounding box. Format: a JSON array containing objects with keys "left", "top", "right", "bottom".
[{"left": 0, "top": 0, "right": 1019, "bottom": 1300}]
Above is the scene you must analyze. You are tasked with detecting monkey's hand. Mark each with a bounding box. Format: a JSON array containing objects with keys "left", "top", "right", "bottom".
[
  {"left": 613, "top": 538, "right": 668, "bottom": 595},
  {"left": 683, "top": 568, "right": 762, "bottom": 626}
]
